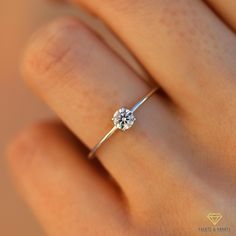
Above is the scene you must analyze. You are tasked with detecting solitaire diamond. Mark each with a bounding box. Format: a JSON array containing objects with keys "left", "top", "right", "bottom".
[{"left": 112, "top": 108, "right": 136, "bottom": 131}]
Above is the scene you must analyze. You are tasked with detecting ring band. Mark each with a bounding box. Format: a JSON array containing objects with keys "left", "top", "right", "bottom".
[{"left": 88, "top": 86, "right": 158, "bottom": 159}]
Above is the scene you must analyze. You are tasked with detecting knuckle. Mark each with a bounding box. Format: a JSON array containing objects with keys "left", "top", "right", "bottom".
[
  {"left": 6, "top": 121, "right": 59, "bottom": 172},
  {"left": 22, "top": 17, "right": 81, "bottom": 78}
]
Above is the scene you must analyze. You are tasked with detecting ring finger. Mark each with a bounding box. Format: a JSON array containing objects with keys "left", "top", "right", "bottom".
[{"left": 22, "top": 17, "right": 189, "bottom": 205}]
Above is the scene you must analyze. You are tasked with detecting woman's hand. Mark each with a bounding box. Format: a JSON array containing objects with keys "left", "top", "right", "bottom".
[{"left": 7, "top": 0, "right": 236, "bottom": 235}]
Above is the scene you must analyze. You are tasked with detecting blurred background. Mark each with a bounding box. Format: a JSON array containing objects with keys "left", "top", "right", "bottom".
[
  {"left": 1, "top": 1, "right": 89, "bottom": 235},
  {"left": 0, "top": 1, "right": 141, "bottom": 235},
  {"left": 1, "top": 1, "right": 72, "bottom": 235}
]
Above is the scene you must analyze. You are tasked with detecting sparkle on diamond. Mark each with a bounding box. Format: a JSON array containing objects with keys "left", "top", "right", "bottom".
[{"left": 112, "top": 108, "right": 136, "bottom": 131}]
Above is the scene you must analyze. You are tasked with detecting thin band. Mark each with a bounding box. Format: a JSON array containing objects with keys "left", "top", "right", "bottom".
[{"left": 88, "top": 86, "right": 158, "bottom": 159}]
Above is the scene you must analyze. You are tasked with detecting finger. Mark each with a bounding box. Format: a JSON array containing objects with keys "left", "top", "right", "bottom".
[
  {"left": 67, "top": 0, "right": 236, "bottom": 109},
  {"left": 206, "top": 0, "right": 236, "bottom": 31},
  {"left": 21, "top": 17, "right": 187, "bottom": 203},
  {"left": 7, "top": 121, "right": 129, "bottom": 236}
]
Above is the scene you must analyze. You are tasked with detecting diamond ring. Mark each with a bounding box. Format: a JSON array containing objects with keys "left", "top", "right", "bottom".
[{"left": 88, "top": 86, "right": 158, "bottom": 159}]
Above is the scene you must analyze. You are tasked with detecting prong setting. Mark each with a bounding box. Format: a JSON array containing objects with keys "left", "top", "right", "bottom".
[{"left": 112, "top": 108, "right": 136, "bottom": 131}]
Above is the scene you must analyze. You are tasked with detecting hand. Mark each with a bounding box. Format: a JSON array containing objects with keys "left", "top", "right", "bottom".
[{"left": 7, "top": 0, "right": 236, "bottom": 235}]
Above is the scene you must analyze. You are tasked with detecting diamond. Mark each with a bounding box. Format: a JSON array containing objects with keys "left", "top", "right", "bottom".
[{"left": 112, "top": 108, "right": 136, "bottom": 131}]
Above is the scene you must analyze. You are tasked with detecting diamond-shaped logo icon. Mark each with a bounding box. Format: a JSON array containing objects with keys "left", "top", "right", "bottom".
[{"left": 207, "top": 213, "right": 222, "bottom": 226}]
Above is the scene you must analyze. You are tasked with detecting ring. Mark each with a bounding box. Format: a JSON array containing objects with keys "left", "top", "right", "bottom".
[{"left": 88, "top": 86, "right": 159, "bottom": 159}]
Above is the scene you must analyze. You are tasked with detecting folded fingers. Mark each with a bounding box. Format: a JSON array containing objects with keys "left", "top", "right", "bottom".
[
  {"left": 21, "top": 17, "right": 195, "bottom": 207},
  {"left": 7, "top": 121, "right": 129, "bottom": 236}
]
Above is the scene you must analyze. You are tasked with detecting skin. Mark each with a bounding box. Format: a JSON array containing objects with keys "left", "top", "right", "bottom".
[{"left": 6, "top": 0, "right": 236, "bottom": 235}]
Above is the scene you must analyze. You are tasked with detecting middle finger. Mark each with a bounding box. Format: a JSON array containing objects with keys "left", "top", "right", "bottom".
[{"left": 69, "top": 0, "right": 236, "bottom": 109}]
